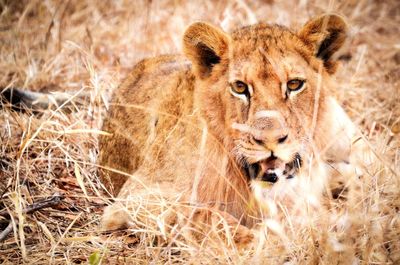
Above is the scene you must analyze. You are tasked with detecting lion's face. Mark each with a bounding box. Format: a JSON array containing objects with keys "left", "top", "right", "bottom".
[{"left": 183, "top": 15, "right": 347, "bottom": 184}]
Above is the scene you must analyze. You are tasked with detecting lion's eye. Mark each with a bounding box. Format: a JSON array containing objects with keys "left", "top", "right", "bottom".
[
  {"left": 231, "top": 81, "right": 249, "bottom": 95},
  {"left": 287, "top": 79, "right": 305, "bottom": 92}
]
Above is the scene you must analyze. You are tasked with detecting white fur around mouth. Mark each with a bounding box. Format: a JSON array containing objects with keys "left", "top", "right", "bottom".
[
  {"left": 250, "top": 177, "right": 298, "bottom": 215},
  {"left": 251, "top": 177, "right": 297, "bottom": 200}
]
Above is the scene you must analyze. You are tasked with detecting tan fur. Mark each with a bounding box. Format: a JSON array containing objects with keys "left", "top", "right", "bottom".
[{"left": 99, "top": 14, "right": 363, "bottom": 243}]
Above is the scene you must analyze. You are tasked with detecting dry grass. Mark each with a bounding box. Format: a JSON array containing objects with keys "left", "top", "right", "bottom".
[{"left": 0, "top": 0, "right": 399, "bottom": 264}]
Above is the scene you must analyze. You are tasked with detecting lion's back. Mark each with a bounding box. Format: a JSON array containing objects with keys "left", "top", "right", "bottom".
[{"left": 98, "top": 55, "right": 197, "bottom": 195}]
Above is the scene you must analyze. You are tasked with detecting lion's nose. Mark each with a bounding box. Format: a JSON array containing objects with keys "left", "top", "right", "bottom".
[
  {"left": 251, "top": 110, "right": 289, "bottom": 147},
  {"left": 277, "top": 134, "right": 288, "bottom": 144},
  {"left": 252, "top": 133, "right": 288, "bottom": 145}
]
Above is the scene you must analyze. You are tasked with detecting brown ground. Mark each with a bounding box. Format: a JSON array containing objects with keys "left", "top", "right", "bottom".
[{"left": 0, "top": 0, "right": 399, "bottom": 264}]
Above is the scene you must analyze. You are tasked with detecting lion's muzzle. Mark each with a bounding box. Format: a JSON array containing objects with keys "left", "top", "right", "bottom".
[
  {"left": 233, "top": 110, "right": 303, "bottom": 183},
  {"left": 249, "top": 110, "right": 290, "bottom": 151}
]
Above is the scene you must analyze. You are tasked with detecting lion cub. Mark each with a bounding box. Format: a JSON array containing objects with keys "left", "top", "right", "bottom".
[{"left": 99, "top": 14, "right": 367, "bottom": 243}]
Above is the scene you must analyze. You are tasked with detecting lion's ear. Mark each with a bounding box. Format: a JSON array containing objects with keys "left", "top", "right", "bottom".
[
  {"left": 183, "top": 22, "right": 230, "bottom": 78},
  {"left": 298, "top": 14, "right": 348, "bottom": 74}
]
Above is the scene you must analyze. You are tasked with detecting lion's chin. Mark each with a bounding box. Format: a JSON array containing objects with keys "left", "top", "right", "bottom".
[{"left": 250, "top": 176, "right": 321, "bottom": 217}]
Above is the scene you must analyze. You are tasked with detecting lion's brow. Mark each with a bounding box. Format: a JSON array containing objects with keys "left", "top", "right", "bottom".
[{"left": 257, "top": 47, "right": 285, "bottom": 84}]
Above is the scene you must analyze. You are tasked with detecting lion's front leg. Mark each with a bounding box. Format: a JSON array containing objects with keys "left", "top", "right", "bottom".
[
  {"left": 101, "top": 200, "right": 254, "bottom": 248},
  {"left": 170, "top": 205, "right": 254, "bottom": 247},
  {"left": 101, "top": 186, "right": 255, "bottom": 248}
]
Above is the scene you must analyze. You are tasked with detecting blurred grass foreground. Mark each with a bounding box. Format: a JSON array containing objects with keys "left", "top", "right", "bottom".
[{"left": 0, "top": 0, "right": 399, "bottom": 264}]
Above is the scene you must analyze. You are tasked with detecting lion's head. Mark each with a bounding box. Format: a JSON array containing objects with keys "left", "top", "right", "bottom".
[{"left": 183, "top": 15, "right": 347, "bottom": 188}]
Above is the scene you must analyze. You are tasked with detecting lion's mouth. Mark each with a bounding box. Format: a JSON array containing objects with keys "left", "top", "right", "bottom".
[{"left": 244, "top": 153, "right": 302, "bottom": 183}]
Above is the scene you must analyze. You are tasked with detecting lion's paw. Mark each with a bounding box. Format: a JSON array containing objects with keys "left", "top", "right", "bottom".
[
  {"left": 233, "top": 224, "right": 255, "bottom": 247},
  {"left": 101, "top": 202, "right": 133, "bottom": 231}
]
